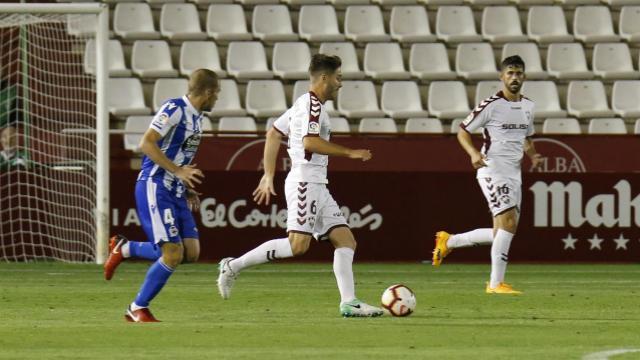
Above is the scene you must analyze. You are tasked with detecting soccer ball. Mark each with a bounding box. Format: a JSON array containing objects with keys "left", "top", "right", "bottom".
[{"left": 381, "top": 284, "right": 416, "bottom": 317}]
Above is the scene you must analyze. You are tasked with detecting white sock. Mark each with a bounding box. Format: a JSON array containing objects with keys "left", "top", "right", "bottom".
[
  {"left": 490, "top": 229, "right": 514, "bottom": 288},
  {"left": 130, "top": 302, "right": 146, "bottom": 311},
  {"left": 447, "top": 229, "right": 493, "bottom": 249},
  {"left": 121, "top": 242, "right": 131, "bottom": 258},
  {"left": 229, "top": 238, "right": 293, "bottom": 274},
  {"left": 333, "top": 247, "right": 356, "bottom": 304}
]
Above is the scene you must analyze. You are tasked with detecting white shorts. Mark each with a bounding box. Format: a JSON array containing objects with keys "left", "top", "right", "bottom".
[
  {"left": 285, "top": 180, "right": 349, "bottom": 241},
  {"left": 477, "top": 177, "right": 521, "bottom": 216}
]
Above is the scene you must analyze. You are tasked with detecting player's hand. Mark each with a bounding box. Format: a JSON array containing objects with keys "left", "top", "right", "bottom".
[
  {"left": 471, "top": 152, "right": 487, "bottom": 169},
  {"left": 253, "top": 174, "right": 277, "bottom": 205},
  {"left": 175, "top": 164, "right": 204, "bottom": 189},
  {"left": 348, "top": 149, "right": 372, "bottom": 161},
  {"left": 530, "top": 153, "right": 544, "bottom": 169},
  {"left": 186, "top": 188, "right": 202, "bottom": 213}
]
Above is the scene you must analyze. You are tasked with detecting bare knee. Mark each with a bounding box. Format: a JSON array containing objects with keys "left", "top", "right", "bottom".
[
  {"left": 288, "top": 233, "right": 311, "bottom": 256},
  {"left": 183, "top": 239, "right": 200, "bottom": 263},
  {"left": 328, "top": 227, "right": 357, "bottom": 250},
  {"left": 162, "top": 243, "right": 184, "bottom": 268},
  {"left": 495, "top": 210, "right": 518, "bottom": 234}
]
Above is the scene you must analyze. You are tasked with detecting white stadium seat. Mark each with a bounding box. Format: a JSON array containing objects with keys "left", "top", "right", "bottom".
[
  {"left": 635, "top": 119, "right": 640, "bottom": 134},
  {"left": 381, "top": 81, "right": 428, "bottom": 119},
  {"left": 542, "top": 118, "right": 581, "bottom": 134},
  {"left": 67, "top": 14, "right": 96, "bottom": 38},
  {"left": 124, "top": 116, "right": 153, "bottom": 152},
  {"left": 547, "top": 43, "right": 593, "bottom": 80},
  {"left": 337, "top": 81, "right": 385, "bottom": 118},
  {"left": 131, "top": 40, "right": 178, "bottom": 78},
  {"left": 573, "top": 6, "right": 619, "bottom": 43},
  {"left": 330, "top": 117, "right": 351, "bottom": 133},
  {"left": 592, "top": 43, "right": 639, "bottom": 80},
  {"left": 108, "top": 78, "right": 151, "bottom": 116},
  {"left": 409, "top": 43, "right": 456, "bottom": 80},
  {"left": 299, "top": 5, "right": 344, "bottom": 42},
  {"left": 218, "top": 117, "right": 258, "bottom": 137},
  {"left": 160, "top": 4, "right": 206, "bottom": 40},
  {"left": 612, "top": 81, "right": 640, "bottom": 118},
  {"left": 272, "top": 42, "right": 311, "bottom": 80},
  {"left": 252, "top": 5, "right": 298, "bottom": 42},
  {"left": 475, "top": 81, "right": 502, "bottom": 106},
  {"left": 619, "top": 6, "right": 640, "bottom": 43},
  {"left": 358, "top": 118, "right": 398, "bottom": 133},
  {"left": 482, "top": 7, "right": 528, "bottom": 43},
  {"left": 419, "top": 0, "right": 464, "bottom": 5},
  {"left": 245, "top": 80, "right": 287, "bottom": 117},
  {"left": 283, "top": 0, "right": 327, "bottom": 5},
  {"left": 405, "top": 118, "right": 444, "bottom": 133},
  {"left": 456, "top": 43, "right": 498, "bottom": 80},
  {"left": 84, "top": 39, "right": 131, "bottom": 77},
  {"left": 226, "top": 41, "right": 273, "bottom": 80},
  {"left": 344, "top": 6, "right": 391, "bottom": 42},
  {"left": 588, "top": 118, "right": 627, "bottom": 134},
  {"left": 436, "top": 6, "right": 482, "bottom": 43},
  {"left": 527, "top": 6, "right": 573, "bottom": 44},
  {"left": 364, "top": 43, "right": 411, "bottom": 80},
  {"left": 567, "top": 81, "right": 614, "bottom": 118},
  {"left": 179, "top": 41, "right": 226, "bottom": 77},
  {"left": 206, "top": 4, "right": 252, "bottom": 41},
  {"left": 209, "top": 79, "right": 246, "bottom": 117},
  {"left": 319, "top": 42, "right": 364, "bottom": 79},
  {"left": 374, "top": 0, "right": 418, "bottom": 4},
  {"left": 390, "top": 6, "right": 437, "bottom": 43},
  {"left": 114, "top": 3, "right": 160, "bottom": 40},
  {"left": 428, "top": 81, "right": 470, "bottom": 119},
  {"left": 511, "top": 0, "right": 553, "bottom": 6},
  {"left": 521, "top": 81, "right": 567, "bottom": 118},
  {"left": 501, "top": 43, "right": 547, "bottom": 80},
  {"left": 153, "top": 78, "right": 188, "bottom": 111}
]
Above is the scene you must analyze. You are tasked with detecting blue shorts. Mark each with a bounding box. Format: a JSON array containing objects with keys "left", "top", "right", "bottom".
[{"left": 135, "top": 179, "right": 198, "bottom": 245}]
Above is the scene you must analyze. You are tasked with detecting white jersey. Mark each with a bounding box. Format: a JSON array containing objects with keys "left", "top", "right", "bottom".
[
  {"left": 272, "top": 91, "right": 331, "bottom": 184},
  {"left": 461, "top": 91, "right": 535, "bottom": 181}
]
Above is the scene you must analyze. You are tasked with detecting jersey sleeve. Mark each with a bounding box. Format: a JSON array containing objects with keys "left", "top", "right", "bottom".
[
  {"left": 149, "top": 101, "right": 182, "bottom": 137},
  {"left": 461, "top": 102, "right": 491, "bottom": 133},
  {"left": 301, "top": 93, "right": 322, "bottom": 137},
  {"left": 526, "top": 105, "right": 536, "bottom": 137},
  {"left": 272, "top": 109, "right": 290, "bottom": 136}
]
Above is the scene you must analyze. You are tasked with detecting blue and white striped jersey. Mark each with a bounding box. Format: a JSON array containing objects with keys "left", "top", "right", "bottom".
[{"left": 138, "top": 95, "right": 204, "bottom": 194}]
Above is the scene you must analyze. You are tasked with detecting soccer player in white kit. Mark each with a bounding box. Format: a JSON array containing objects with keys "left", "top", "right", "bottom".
[
  {"left": 217, "top": 54, "right": 384, "bottom": 317},
  {"left": 432, "top": 56, "right": 544, "bottom": 294}
]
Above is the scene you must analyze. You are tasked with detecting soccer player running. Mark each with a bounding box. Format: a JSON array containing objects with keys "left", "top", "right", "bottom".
[
  {"left": 216, "top": 54, "right": 384, "bottom": 317},
  {"left": 431, "top": 56, "right": 543, "bottom": 294},
  {"left": 104, "top": 69, "right": 219, "bottom": 322}
]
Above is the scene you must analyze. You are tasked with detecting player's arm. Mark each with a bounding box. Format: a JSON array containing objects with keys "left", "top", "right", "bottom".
[
  {"left": 139, "top": 129, "right": 203, "bottom": 188},
  {"left": 524, "top": 137, "right": 543, "bottom": 169},
  {"left": 253, "top": 128, "right": 282, "bottom": 205},
  {"left": 457, "top": 129, "right": 486, "bottom": 169},
  {"left": 303, "top": 136, "right": 372, "bottom": 161}
]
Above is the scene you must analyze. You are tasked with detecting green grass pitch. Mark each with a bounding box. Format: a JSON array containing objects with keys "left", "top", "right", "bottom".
[{"left": 1, "top": 262, "right": 639, "bottom": 359}]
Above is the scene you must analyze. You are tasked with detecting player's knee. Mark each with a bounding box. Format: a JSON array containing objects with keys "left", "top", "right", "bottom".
[
  {"left": 161, "top": 243, "right": 184, "bottom": 268},
  {"left": 183, "top": 240, "right": 200, "bottom": 263}
]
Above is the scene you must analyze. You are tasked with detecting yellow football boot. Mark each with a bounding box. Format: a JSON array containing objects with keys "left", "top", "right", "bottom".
[
  {"left": 432, "top": 231, "right": 452, "bottom": 267},
  {"left": 485, "top": 282, "right": 522, "bottom": 295}
]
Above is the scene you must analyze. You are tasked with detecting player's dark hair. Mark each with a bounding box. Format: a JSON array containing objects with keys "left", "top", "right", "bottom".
[
  {"left": 501, "top": 55, "right": 525, "bottom": 72},
  {"left": 188, "top": 69, "right": 219, "bottom": 96},
  {"left": 309, "top": 54, "right": 342, "bottom": 76}
]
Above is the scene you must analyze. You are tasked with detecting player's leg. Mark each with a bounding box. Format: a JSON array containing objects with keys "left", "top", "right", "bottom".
[
  {"left": 432, "top": 229, "right": 494, "bottom": 267},
  {"left": 183, "top": 238, "right": 200, "bottom": 263}
]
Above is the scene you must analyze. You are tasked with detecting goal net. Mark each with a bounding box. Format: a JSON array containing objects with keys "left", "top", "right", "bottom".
[{"left": 0, "top": 4, "right": 109, "bottom": 263}]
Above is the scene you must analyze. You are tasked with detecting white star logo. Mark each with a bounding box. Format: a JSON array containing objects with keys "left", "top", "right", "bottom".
[
  {"left": 613, "top": 233, "right": 629, "bottom": 250},
  {"left": 561, "top": 233, "right": 578, "bottom": 250},
  {"left": 587, "top": 233, "right": 604, "bottom": 250}
]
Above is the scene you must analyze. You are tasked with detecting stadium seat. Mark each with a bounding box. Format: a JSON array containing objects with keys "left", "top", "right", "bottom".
[
  {"left": 547, "top": 43, "right": 593, "bottom": 80},
  {"left": 521, "top": 81, "right": 567, "bottom": 118},
  {"left": 428, "top": 81, "right": 471, "bottom": 119},
  {"left": 612, "top": 81, "right": 640, "bottom": 118},
  {"left": 283, "top": 0, "right": 326, "bottom": 5},
  {"left": 619, "top": 6, "right": 640, "bottom": 43},
  {"left": 272, "top": 42, "right": 311, "bottom": 80},
  {"left": 298, "top": 5, "right": 344, "bottom": 42},
  {"left": 527, "top": 6, "right": 573, "bottom": 44},
  {"left": 245, "top": 80, "right": 287, "bottom": 117},
  {"left": 179, "top": 41, "right": 226, "bottom": 77},
  {"left": 131, "top": 40, "right": 178, "bottom": 78},
  {"left": 114, "top": 3, "right": 160, "bottom": 40},
  {"left": 475, "top": 81, "right": 502, "bottom": 106},
  {"left": 419, "top": 0, "right": 464, "bottom": 5},
  {"left": 450, "top": 118, "right": 482, "bottom": 134},
  {"left": 374, "top": 0, "right": 418, "bottom": 4},
  {"left": 124, "top": 116, "right": 153, "bottom": 152},
  {"left": 501, "top": 43, "right": 547, "bottom": 80},
  {"left": 390, "top": 6, "right": 437, "bottom": 43},
  {"left": 556, "top": 0, "right": 599, "bottom": 5},
  {"left": 226, "top": 41, "right": 273, "bottom": 80},
  {"left": 573, "top": 6, "right": 619, "bottom": 43},
  {"left": 542, "top": 118, "right": 581, "bottom": 134},
  {"left": 635, "top": 119, "right": 640, "bottom": 134},
  {"left": 252, "top": 5, "right": 298, "bottom": 42},
  {"left": 206, "top": 4, "right": 252, "bottom": 41},
  {"left": 218, "top": 117, "right": 258, "bottom": 137},
  {"left": 202, "top": 117, "right": 213, "bottom": 131},
  {"left": 567, "top": 81, "right": 614, "bottom": 118},
  {"left": 319, "top": 42, "right": 365, "bottom": 79},
  {"left": 436, "top": 6, "right": 482, "bottom": 43},
  {"left": 344, "top": 6, "right": 391, "bottom": 42},
  {"left": 592, "top": 43, "right": 638, "bottom": 80},
  {"left": 108, "top": 78, "right": 151, "bottom": 116},
  {"left": 511, "top": 0, "right": 553, "bottom": 6},
  {"left": 588, "top": 118, "right": 627, "bottom": 134},
  {"left": 84, "top": 39, "right": 131, "bottom": 77},
  {"left": 147, "top": 0, "right": 186, "bottom": 5},
  {"left": 330, "top": 117, "right": 351, "bottom": 133},
  {"left": 409, "top": 43, "right": 456, "bottom": 80},
  {"left": 404, "top": 118, "right": 444, "bottom": 133},
  {"left": 358, "top": 118, "right": 398, "bottom": 133},
  {"left": 237, "top": 0, "right": 281, "bottom": 4},
  {"left": 337, "top": 81, "right": 384, "bottom": 118},
  {"left": 482, "top": 7, "right": 528, "bottom": 43},
  {"left": 67, "top": 14, "right": 96, "bottom": 37},
  {"left": 605, "top": 0, "right": 640, "bottom": 6},
  {"left": 381, "top": 81, "right": 428, "bottom": 119},
  {"left": 455, "top": 43, "right": 498, "bottom": 80},
  {"left": 153, "top": 78, "right": 188, "bottom": 111},
  {"left": 160, "top": 4, "right": 206, "bottom": 41},
  {"left": 292, "top": 81, "right": 340, "bottom": 116},
  {"left": 209, "top": 79, "right": 246, "bottom": 117},
  {"left": 364, "top": 43, "right": 411, "bottom": 80},
  {"left": 192, "top": 0, "right": 235, "bottom": 7}
]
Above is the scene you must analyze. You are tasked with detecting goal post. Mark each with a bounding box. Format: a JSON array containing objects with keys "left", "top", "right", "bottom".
[{"left": 0, "top": 3, "right": 109, "bottom": 263}]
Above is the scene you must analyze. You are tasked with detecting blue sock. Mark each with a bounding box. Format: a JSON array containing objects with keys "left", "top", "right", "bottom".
[
  {"left": 129, "top": 241, "right": 162, "bottom": 261},
  {"left": 134, "top": 258, "right": 174, "bottom": 307}
]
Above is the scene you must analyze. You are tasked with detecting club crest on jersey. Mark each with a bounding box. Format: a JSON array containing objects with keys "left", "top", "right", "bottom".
[
  {"left": 308, "top": 122, "right": 320, "bottom": 134},
  {"left": 182, "top": 134, "right": 202, "bottom": 154}
]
